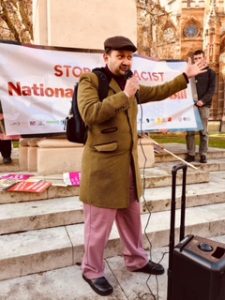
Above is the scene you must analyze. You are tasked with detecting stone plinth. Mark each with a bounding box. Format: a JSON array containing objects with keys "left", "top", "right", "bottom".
[{"left": 19, "top": 137, "right": 155, "bottom": 175}]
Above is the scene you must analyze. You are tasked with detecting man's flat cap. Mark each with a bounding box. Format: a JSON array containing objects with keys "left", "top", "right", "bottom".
[{"left": 104, "top": 36, "right": 137, "bottom": 52}]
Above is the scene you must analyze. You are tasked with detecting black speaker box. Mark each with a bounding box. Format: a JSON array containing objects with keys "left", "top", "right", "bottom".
[{"left": 168, "top": 235, "right": 225, "bottom": 300}]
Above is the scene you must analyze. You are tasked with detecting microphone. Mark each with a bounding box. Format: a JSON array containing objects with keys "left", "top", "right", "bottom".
[
  {"left": 125, "top": 69, "right": 133, "bottom": 79},
  {"left": 125, "top": 70, "right": 140, "bottom": 103}
]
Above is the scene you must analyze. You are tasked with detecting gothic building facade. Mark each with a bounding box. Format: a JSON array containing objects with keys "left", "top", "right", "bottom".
[{"left": 137, "top": 0, "right": 225, "bottom": 131}]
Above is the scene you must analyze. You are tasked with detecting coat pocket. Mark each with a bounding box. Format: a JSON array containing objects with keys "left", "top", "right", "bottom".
[{"left": 94, "top": 142, "right": 118, "bottom": 152}]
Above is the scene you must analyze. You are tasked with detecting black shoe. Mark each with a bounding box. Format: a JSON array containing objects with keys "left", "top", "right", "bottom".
[
  {"left": 82, "top": 274, "right": 113, "bottom": 296},
  {"left": 185, "top": 154, "right": 195, "bottom": 162},
  {"left": 200, "top": 155, "right": 207, "bottom": 163},
  {"left": 133, "top": 260, "right": 165, "bottom": 275},
  {"left": 3, "top": 157, "right": 12, "bottom": 164}
]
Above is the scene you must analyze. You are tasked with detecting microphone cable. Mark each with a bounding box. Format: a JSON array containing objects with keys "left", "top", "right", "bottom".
[
  {"left": 138, "top": 94, "right": 169, "bottom": 300},
  {"left": 137, "top": 93, "right": 158, "bottom": 300}
]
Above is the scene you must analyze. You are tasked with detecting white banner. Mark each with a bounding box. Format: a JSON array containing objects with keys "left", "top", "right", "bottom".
[
  {"left": 133, "top": 57, "right": 199, "bottom": 132},
  {"left": 0, "top": 42, "right": 198, "bottom": 135}
]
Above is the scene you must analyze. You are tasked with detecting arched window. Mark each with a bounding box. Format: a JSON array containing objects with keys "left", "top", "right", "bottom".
[{"left": 183, "top": 19, "right": 200, "bottom": 38}]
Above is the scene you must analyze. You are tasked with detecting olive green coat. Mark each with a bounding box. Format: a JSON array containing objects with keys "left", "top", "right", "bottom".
[{"left": 78, "top": 72, "right": 187, "bottom": 209}]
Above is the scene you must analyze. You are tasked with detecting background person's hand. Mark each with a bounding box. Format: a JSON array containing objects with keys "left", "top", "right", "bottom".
[{"left": 196, "top": 100, "right": 204, "bottom": 107}]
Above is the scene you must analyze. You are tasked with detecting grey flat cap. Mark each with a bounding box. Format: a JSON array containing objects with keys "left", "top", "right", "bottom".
[{"left": 104, "top": 36, "right": 137, "bottom": 52}]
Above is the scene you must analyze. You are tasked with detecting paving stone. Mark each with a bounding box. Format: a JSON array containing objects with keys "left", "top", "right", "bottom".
[
  {"left": 0, "top": 263, "right": 127, "bottom": 300},
  {"left": 0, "top": 243, "right": 170, "bottom": 300}
]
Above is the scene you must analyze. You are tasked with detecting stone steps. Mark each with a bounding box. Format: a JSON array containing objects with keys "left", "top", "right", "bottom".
[
  {"left": 0, "top": 143, "right": 225, "bottom": 285},
  {"left": 2, "top": 235, "right": 225, "bottom": 300},
  {"left": 142, "top": 170, "right": 225, "bottom": 212},
  {"left": 0, "top": 184, "right": 78, "bottom": 205},
  {"left": 1, "top": 170, "right": 225, "bottom": 235},
  {"left": 142, "top": 163, "right": 209, "bottom": 188},
  {"left": 0, "top": 201, "right": 225, "bottom": 281},
  {"left": 0, "top": 246, "right": 171, "bottom": 300},
  {"left": 154, "top": 143, "right": 225, "bottom": 162},
  {"left": 0, "top": 196, "right": 83, "bottom": 234},
  {"left": 0, "top": 165, "right": 209, "bottom": 204},
  {"left": 0, "top": 162, "right": 211, "bottom": 205},
  {"left": 0, "top": 144, "right": 224, "bottom": 206}
]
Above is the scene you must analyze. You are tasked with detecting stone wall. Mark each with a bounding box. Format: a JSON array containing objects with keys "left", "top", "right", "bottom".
[{"left": 33, "top": 0, "right": 137, "bottom": 50}]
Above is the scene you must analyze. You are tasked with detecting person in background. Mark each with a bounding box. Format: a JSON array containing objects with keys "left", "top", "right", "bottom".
[
  {"left": 78, "top": 36, "right": 207, "bottom": 296},
  {"left": 0, "top": 101, "right": 12, "bottom": 164},
  {"left": 0, "top": 140, "right": 12, "bottom": 164},
  {"left": 0, "top": 41, "right": 22, "bottom": 165},
  {"left": 185, "top": 49, "right": 216, "bottom": 163}
]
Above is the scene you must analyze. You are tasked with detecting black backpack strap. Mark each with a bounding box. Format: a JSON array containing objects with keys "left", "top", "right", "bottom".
[{"left": 92, "top": 67, "right": 109, "bottom": 101}]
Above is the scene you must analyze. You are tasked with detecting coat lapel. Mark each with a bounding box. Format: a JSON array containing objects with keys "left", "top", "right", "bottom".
[{"left": 109, "top": 78, "right": 122, "bottom": 94}]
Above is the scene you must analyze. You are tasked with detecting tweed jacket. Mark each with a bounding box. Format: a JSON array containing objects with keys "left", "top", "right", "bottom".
[{"left": 77, "top": 71, "right": 187, "bottom": 209}]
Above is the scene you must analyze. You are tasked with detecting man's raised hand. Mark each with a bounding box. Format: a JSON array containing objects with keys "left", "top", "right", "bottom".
[{"left": 185, "top": 57, "right": 208, "bottom": 78}]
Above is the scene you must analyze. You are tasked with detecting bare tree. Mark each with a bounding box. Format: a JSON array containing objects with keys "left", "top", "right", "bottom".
[{"left": 0, "top": 0, "right": 33, "bottom": 43}]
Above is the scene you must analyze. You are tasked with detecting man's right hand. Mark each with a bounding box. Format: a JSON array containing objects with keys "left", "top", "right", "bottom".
[{"left": 124, "top": 76, "right": 139, "bottom": 98}]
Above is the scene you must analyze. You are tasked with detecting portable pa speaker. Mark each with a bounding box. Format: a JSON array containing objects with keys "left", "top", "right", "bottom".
[{"left": 168, "top": 235, "right": 225, "bottom": 300}]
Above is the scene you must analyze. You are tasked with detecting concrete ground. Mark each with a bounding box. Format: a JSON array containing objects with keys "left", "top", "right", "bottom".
[
  {"left": 1, "top": 235, "right": 225, "bottom": 300},
  {"left": 0, "top": 247, "right": 168, "bottom": 300}
]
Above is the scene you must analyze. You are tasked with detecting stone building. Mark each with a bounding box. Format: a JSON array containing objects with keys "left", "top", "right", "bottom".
[{"left": 137, "top": 0, "right": 225, "bottom": 131}]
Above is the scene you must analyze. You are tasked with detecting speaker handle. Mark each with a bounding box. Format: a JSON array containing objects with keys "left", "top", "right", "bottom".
[
  {"left": 169, "top": 163, "right": 187, "bottom": 269},
  {"left": 168, "top": 163, "right": 188, "bottom": 300}
]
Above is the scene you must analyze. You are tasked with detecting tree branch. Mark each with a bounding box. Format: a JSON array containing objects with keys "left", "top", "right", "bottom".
[
  {"left": 18, "top": 0, "right": 33, "bottom": 40},
  {"left": 0, "top": 0, "right": 33, "bottom": 43},
  {"left": 1, "top": 0, "right": 21, "bottom": 41}
]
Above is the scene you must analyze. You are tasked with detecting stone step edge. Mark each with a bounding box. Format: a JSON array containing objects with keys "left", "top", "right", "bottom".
[
  {"left": 155, "top": 151, "right": 225, "bottom": 161},
  {"left": 1, "top": 189, "right": 225, "bottom": 235},
  {"left": 0, "top": 167, "right": 209, "bottom": 204},
  {"left": 0, "top": 185, "right": 79, "bottom": 205},
  {"left": 154, "top": 145, "right": 225, "bottom": 158},
  {"left": 0, "top": 202, "right": 225, "bottom": 281}
]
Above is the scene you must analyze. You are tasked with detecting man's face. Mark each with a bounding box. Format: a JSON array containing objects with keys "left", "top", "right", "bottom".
[
  {"left": 193, "top": 53, "right": 205, "bottom": 64},
  {"left": 103, "top": 50, "right": 133, "bottom": 76}
]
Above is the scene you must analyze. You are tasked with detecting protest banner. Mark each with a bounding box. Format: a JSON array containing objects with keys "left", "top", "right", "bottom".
[{"left": 0, "top": 42, "right": 200, "bottom": 135}]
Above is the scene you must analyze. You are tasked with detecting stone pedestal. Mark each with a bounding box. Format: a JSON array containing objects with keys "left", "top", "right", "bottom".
[
  {"left": 37, "top": 139, "right": 83, "bottom": 175},
  {"left": 19, "top": 138, "right": 42, "bottom": 172},
  {"left": 19, "top": 137, "right": 155, "bottom": 175}
]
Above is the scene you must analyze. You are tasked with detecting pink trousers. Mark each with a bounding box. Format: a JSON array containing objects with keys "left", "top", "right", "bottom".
[{"left": 82, "top": 170, "right": 148, "bottom": 279}]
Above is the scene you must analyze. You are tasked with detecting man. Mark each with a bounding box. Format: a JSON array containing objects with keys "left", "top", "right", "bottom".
[
  {"left": 0, "top": 101, "right": 12, "bottom": 164},
  {"left": 0, "top": 140, "right": 12, "bottom": 164},
  {"left": 186, "top": 49, "right": 216, "bottom": 163},
  {"left": 77, "top": 36, "right": 207, "bottom": 296}
]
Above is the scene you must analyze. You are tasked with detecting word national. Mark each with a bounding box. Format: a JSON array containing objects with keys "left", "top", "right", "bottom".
[{"left": 8, "top": 82, "right": 73, "bottom": 98}]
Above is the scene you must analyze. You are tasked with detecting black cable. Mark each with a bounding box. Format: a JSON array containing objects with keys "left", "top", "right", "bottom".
[
  {"left": 138, "top": 100, "right": 170, "bottom": 300},
  {"left": 138, "top": 100, "right": 158, "bottom": 299}
]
